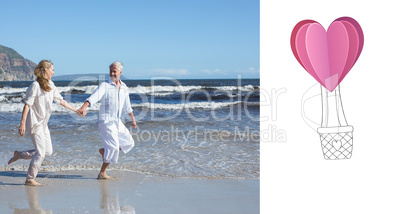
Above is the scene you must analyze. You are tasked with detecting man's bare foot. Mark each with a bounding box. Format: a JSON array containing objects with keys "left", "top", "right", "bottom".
[
  {"left": 97, "top": 173, "right": 113, "bottom": 180},
  {"left": 25, "top": 180, "right": 42, "bottom": 186},
  {"left": 8, "top": 151, "right": 19, "bottom": 165}
]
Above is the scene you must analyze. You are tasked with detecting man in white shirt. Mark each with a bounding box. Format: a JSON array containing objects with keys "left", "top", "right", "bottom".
[{"left": 77, "top": 61, "right": 138, "bottom": 179}]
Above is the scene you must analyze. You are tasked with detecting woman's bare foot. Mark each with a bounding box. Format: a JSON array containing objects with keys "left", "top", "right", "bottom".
[
  {"left": 25, "top": 180, "right": 42, "bottom": 186},
  {"left": 8, "top": 151, "right": 19, "bottom": 165}
]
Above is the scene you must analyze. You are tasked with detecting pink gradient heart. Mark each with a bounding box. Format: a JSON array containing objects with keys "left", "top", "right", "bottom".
[{"left": 290, "top": 17, "right": 364, "bottom": 91}]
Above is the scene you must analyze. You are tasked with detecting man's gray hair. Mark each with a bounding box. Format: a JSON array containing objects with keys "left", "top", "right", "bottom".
[{"left": 110, "top": 61, "right": 123, "bottom": 71}]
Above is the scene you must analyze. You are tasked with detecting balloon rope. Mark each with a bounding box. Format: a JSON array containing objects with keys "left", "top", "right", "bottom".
[
  {"left": 335, "top": 85, "right": 348, "bottom": 126},
  {"left": 320, "top": 85, "right": 328, "bottom": 127}
]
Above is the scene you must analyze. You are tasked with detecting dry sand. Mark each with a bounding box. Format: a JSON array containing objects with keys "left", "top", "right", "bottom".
[{"left": 0, "top": 170, "right": 259, "bottom": 213}]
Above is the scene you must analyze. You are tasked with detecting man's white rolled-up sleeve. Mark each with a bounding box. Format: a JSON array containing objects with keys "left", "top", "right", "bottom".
[
  {"left": 123, "top": 89, "right": 133, "bottom": 114},
  {"left": 86, "top": 82, "right": 106, "bottom": 107}
]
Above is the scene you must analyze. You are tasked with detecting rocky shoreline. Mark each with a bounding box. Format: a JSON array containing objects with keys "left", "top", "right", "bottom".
[{"left": 0, "top": 45, "right": 36, "bottom": 81}]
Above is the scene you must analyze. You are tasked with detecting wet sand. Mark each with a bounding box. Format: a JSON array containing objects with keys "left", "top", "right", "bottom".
[{"left": 0, "top": 170, "right": 259, "bottom": 213}]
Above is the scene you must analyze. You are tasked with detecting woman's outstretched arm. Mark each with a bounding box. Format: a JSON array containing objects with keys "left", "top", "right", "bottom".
[{"left": 60, "top": 100, "right": 77, "bottom": 113}]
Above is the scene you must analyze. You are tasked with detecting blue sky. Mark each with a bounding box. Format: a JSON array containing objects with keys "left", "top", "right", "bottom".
[{"left": 0, "top": 0, "right": 259, "bottom": 79}]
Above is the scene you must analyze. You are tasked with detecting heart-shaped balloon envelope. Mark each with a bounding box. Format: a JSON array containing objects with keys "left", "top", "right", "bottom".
[{"left": 291, "top": 17, "right": 364, "bottom": 91}]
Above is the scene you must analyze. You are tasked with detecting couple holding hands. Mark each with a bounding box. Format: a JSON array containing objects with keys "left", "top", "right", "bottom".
[{"left": 8, "top": 60, "right": 138, "bottom": 186}]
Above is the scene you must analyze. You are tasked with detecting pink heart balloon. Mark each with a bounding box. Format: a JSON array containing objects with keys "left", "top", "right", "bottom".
[
  {"left": 291, "top": 17, "right": 364, "bottom": 91},
  {"left": 290, "top": 20, "right": 317, "bottom": 71},
  {"left": 335, "top": 17, "right": 364, "bottom": 83}
]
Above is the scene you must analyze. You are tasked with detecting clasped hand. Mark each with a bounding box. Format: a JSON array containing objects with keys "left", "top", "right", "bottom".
[{"left": 76, "top": 107, "right": 87, "bottom": 117}]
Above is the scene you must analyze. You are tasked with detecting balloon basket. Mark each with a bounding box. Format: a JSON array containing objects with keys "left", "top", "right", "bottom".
[{"left": 317, "top": 126, "right": 353, "bottom": 160}]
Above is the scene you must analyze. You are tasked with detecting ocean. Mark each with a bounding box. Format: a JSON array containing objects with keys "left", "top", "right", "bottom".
[{"left": 0, "top": 78, "right": 259, "bottom": 179}]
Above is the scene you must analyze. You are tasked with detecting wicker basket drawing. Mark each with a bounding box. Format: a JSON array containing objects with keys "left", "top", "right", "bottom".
[{"left": 318, "top": 126, "right": 353, "bottom": 160}]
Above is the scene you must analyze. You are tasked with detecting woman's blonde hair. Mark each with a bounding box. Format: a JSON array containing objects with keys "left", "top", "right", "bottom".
[{"left": 34, "top": 60, "right": 53, "bottom": 92}]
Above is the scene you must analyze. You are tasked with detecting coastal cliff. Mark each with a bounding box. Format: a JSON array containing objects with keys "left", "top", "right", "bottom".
[{"left": 0, "top": 44, "right": 36, "bottom": 81}]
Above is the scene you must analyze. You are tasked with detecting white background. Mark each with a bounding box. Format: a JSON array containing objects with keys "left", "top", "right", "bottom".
[{"left": 261, "top": 0, "right": 402, "bottom": 213}]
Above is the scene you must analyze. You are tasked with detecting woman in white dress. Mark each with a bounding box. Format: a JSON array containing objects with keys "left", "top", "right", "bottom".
[{"left": 8, "top": 60, "right": 78, "bottom": 186}]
